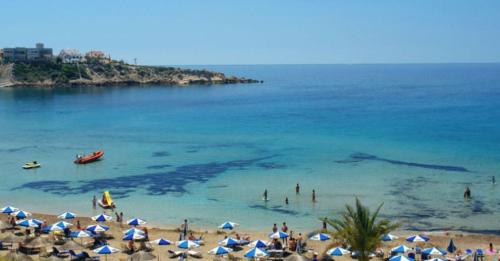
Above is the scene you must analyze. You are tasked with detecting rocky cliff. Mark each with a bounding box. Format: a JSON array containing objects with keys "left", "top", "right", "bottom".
[{"left": 0, "top": 61, "right": 260, "bottom": 87}]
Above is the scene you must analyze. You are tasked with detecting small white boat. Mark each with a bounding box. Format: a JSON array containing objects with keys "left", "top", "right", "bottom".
[{"left": 22, "top": 161, "right": 41, "bottom": 169}]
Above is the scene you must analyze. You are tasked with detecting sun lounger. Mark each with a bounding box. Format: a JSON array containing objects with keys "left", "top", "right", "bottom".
[
  {"left": 168, "top": 250, "right": 184, "bottom": 258},
  {"left": 52, "top": 246, "right": 70, "bottom": 258},
  {"left": 187, "top": 250, "right": 202, "bottom": 258}
]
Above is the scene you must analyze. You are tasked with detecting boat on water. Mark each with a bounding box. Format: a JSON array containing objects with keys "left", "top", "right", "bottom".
[
  {"left": 98, "top": 191, "right": 116, "bottom": 209},
  {"left": 74, "top": 150, "right": 104, "bottom": 164},
  {"left": 22, "top": 161, "right": 41, "bottom": 169}
]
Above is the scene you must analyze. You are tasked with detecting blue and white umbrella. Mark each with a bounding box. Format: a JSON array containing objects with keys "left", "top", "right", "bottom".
[
  {"left": 383, "top": 234, "right": 399, "bottom": 241},
  {"left": 219, "top": 222, "right": 239, "bottom": 230},
  {"left": 310, "top": 233, "right": 331, "bottom": 241},
  {"left": 43, "top": 224, "right": 63, "bottom": 232},
  {"left": 150, "top": 238, "right": 172, "bottom": 246},
  {"left": 127, "top": 218, "right": 147, "bottom": 226},
  {"left": 91, "top": 214, "right": 112, "bottom": 222},
  {"left": 86, "top": 224, "right": 110, "bottom": 233},
  {"left": 11, "top": 210, "right": 31, "bottom": 219},
  {"left": 16, "top": 219, "right": 41, "bottom": 228},
  {"left": 219, "top": 237, "right": 240, "bottom": 247},
  {"left": 406, "top": 235, "right": 430, "bottom": 243},
  {"left": 269, "top": 231, "right": 289, "bottom": 239},
  {"left": 209, "top": 246, "right": 233, "bottom": 255},
  {"left": 70, "top": 230, "right": 93, "bottom": 238},
  {"left": 177, "top": 240, "right": 200, "bottom": 249},
  {"left": 1, "top": 206, "right": 18, "bottom": 214},
  {"left": 244, "top": 247, "right": 269, "bottom": 258},
  {"left": 327, "top": 247, "right": 350, "bottom": 256},
  {"left": 422, "top": 247, "right": 447, "bottom": 256},
  {"left": 123, "top": 228, "right": 145, "bottom": 235},
  {"left": 58, "top": 212, "right": 76, "bottom": 219},
  {"left": 248, "top": 240, "right": 269, "bottom": 248},
  {"left": 392, "top": 245, "right": 412, "bottom": 253},
  {"left": 389, "top": 256, "right": 414, "bottom": 261},
  {"left": 52, "top": 221, "right": 73, "bottom": 230},
  {"left": 123, "top": 231, "right": 145, "bottom": 241},
  {"left": 93, "top": 245, "right": 119, "bottom": 261}
]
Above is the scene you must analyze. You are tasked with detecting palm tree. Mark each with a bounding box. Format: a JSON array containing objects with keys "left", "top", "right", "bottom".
[{"left": 326, "top": 198, "right": 399, "bottom": 261}]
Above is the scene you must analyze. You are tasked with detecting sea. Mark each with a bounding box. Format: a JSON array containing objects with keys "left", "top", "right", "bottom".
[{"left": 1, "top": 64, "right": 500, "bottom": 233}]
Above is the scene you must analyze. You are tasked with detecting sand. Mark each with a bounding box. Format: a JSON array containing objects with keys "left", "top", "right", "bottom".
[{"left": 1, "top": 212, "right": 500, "bottom": 261}]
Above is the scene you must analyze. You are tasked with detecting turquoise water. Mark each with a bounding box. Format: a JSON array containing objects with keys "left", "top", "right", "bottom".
[{"left": 1, "top": 64, "right": 500, "bottom": 232}]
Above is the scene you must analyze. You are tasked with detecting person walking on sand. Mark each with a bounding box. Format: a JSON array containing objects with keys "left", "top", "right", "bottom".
[
  {"left": 120, "top": 212, "right": 124, "bottom": 224},
  {"left": 92, "top": 195, "right": 97, "bottom": 209},
  {"left": 296, "top": 233, "right": 303, "bottom": 253},
  {"left": 312, "top": 189, "right": 316, "bottom": 202},
  {"left": 281, "top": 222, "right": 288, "bottom": 246},
  {"left": 296, "top": 183, "right": 300, "bottom": 194},
  {"left": 182, "top": 219, "right": 188, "bottom": 239},
  {"left": 272, "top": 223, "right": 278, "bottom": 233},
  {"left": 464, "top": 186, "right": 471, "bottom": 200}
]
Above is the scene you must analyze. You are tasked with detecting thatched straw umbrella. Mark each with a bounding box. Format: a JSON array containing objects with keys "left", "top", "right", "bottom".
[
  {"left": 23, "top": 236, "right": 50, "bottom": 249},
  {"left": 3, "top": 251, "right": 34, "bottom": 261},
  {"left": 0, "top": 220, "right": 10, "bottom": 230},
  {"left": 1, "top": 233, "right": 23, "bottom": 243},
  {"left": 284, "top": 254, "right": 311, "bottom": 261},
  {"left": 57, "top": 239, "right": 82, "bottom": 251},
  {"left": 127, "top": 250, "right": 157, "bottom": 261}
]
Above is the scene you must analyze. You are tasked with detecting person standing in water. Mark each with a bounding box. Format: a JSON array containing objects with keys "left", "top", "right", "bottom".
[
  {"left": 285, "top": 197, "right": 289, "bottom": 205},
  {"left": 263, "top": 189, "right": 268, "bottom": 201},
  {"left": 492, "top": 176, "right": 496, "bottom": 184},
  {"left": 295, "top": 183, "right": 300, "bottom": 194},
  {"left": 312, "top": 189, "right": 316, "bottom": 202},
  {"left": 92, "top": 195, "right": 97, "bottom": 209},
  {"left": 464, "top": 186, "right": 471, "bottom": 200}
]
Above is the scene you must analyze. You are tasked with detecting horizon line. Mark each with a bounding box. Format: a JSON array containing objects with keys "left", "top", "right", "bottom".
[{"left": 150, "top": 62, "right": 500, "bottom": 67}]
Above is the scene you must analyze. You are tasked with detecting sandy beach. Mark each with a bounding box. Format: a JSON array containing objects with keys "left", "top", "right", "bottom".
[{"left": 2, "top": 211, "right": 500, "bottom": 261}]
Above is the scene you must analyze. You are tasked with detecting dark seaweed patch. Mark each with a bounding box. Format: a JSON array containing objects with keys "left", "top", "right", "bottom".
[
  {"left": 186, "top": 150, "right": 198, "bottom": 153},
  {"left": 336, "top": 152, "right": 470, "bottom": 172},
  {"left": 146, "top": 164, "right": 172, "bottom": 170},
  {"left": 152, "top": 151, "right": 170, "bottom": 157},
  {"left": 249, "top": 204, "right": 302, "bottom": 216},
  {"left": 0, "top": 146, "right": 38, "bottom": 153},
  {"left": 256, "top": 162, "right": 286, "bottom": 169},
  {"left": 13, "top": 155, "right": 277, "bottom": 197}
]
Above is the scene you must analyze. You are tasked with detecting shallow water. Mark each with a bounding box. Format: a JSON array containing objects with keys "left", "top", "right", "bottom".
[{"left": 1, "top": 64, "right": 500, "bottom": 232}]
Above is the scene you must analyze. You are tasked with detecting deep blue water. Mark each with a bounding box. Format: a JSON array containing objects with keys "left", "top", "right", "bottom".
[{"left": 1, "top": 64, "right": 500, "bottom": 232}]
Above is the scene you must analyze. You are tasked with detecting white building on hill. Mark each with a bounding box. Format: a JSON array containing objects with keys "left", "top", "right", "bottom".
[{"left": 58, "top": 49, "right": 83, "bottom": 63}]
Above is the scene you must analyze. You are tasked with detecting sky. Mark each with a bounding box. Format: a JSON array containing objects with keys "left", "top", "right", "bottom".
[{"left": 1, "top": 0, "right": 500, "bottom": 65}]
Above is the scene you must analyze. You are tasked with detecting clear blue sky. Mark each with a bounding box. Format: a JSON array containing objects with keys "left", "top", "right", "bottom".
[{"left": 2, "top": 0, "right": 499, "bottom": 65}]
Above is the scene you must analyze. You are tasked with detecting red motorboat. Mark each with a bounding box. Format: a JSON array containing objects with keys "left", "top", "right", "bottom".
[{"left": 74, "top": 150, "right": 104, "bottom": 164}]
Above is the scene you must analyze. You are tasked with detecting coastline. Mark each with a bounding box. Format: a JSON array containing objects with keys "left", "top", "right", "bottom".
[{"left": 2, "top": 211, "right": 500, "bottom": 260}]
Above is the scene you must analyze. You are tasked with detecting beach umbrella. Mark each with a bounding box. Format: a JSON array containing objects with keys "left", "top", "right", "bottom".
[
  {"left": 123, "top": 231, "right": 146, "bottom": 241},
  {"left": 392, "top": 245, "right": 412, "bottom": 253},
  {"left": 94, "top": 245, "right": 119, "bottom": 261},
  {"left": 390, "top": 256, "right": 414, "bottom": 261},
  {"left": 176, "top": 240, "right": 200, "bottom": 249},
  {"left": 1, "top": 206, "right": 18, "bottom": 214},
  {"left": 16, "top": 219, "right": 40, "bottom": 228},
  {"left": 86, "top": 224, "right": 109, "bottom": 233},
  {"left": 91, "top": 213, "right": 112, "bottom": 222},
  {"left": 423, "top": 247, "right": 447, "bottom": 256},
  {"left": 11, "top": 210, "right": 31, "bottom": 219},
  {"left": 123, "top": 228, "right": 145, "bottom": 235},
  {"left": 127, "top": 250, "right": 157, "bottom": 261},
  {"left": 383, "top": 234, "right": 399, "bottom": 241},
  {"left": 309, "top": 233, "right": 331, "bottom": 241},
  {"left": 209, "top": 246, "right": 233, "bottom": 255},
  {"left": 406, "top": 235, "right": 430, "bottom": 242},
  {"left": 127, "top": 218, "right": 147, "bottom": 226},
  {"left": 57, "top": 212, "right": 76, "bottom": 219},
  {"left": 219, "top": 237, "right": 240, "bottom": 247},
  {"left": 219, "top": 221, "right": 239, "bottom": 230},
  {"left": 245, "top": 247, "right": 269, "bottom": 258},
  {"left": 4, "top": 251, "right": 33, "bottom": 261},
  {"left": 248, "top": 239, "right": 269, "bottom": 248},
  {"left": 150, "top": 238, "right": 172, "bottom": 246},
  {"left": 70, "top": 230, "right": 93, "bottom": 238},
  {"left": 269, "top": 231, "right": 289, "bottom": 239},
  {"left": 58, "top": 240, "right": 82, "bottom": 251},
  {"left": 327, "top": 247, "right": 350, "bottom": 256},
  {"left": 52, "top": 221, "right": 73, "bottom": 229},
  {"left": 447, "top": 239, "right": 457, "bottom": 253},
  {"left": 43, "top": 224, "right": 63, "bottom": 233}
]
